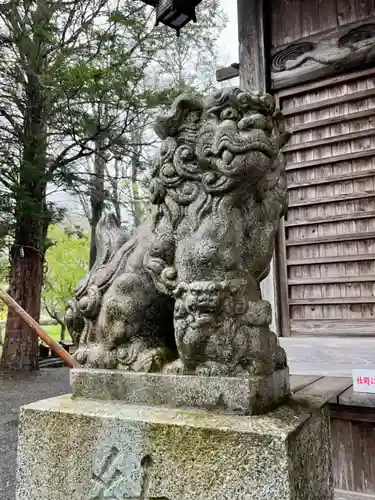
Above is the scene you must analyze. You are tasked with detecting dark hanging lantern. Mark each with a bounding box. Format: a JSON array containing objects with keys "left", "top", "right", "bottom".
[{"left": 142, "top": 0, "right": 203, "bottom": 36}]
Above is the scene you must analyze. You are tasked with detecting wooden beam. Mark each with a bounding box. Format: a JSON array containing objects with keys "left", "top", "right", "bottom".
[
  {"left": 271, "top": 19, "right": 375, "bottom": 90},
  {"left": 286, "top": 232, "right": 375, "bottom": 247},
  {"left": 339, "top": 387, "right": 375, "bottom": 409},
  {"left": 296, "top": 377, "right": 352, "bottom": 404},
  {"left": 289, "top": 375, "right": 323, "bottom": 393},
  {"left": 288, "top": 170, "right": 375, "bottom": 190},
  {"left": 285, "top": 211, "right": 375, "bottom": 228},
  {"left": 289, "top": 275, "right": 375, "bottom": 285},
  {"left": 0, "top": 290, "right": 74, "bottom": 368},
  {"left": 288, "top": 191, "right": 375, "bottom": 208},
  {"left": 287, "top": 253, "right": 375, "bottom": 265},
  {"left": 282, "top": 88, "right": 375, "bottom": 117},
  {"left": 238, "top": 0, "right": 267, "bottom": 90},
  {"left": 290, "top": 319, "right": 375, "bottom": 337},
  {"left": 291, "top": 108, "right": 375, "bottom": 133},
  {"left": 277, "top": 216, "right": 291, "bottom": 336},
  {"left": 330, "top": 406, "right": 375, "bottom": 424},
  {"left": 289, "top": 297, "right": 375, "bottom": 305},
  {"left": 277, "top": 66, "right": 375, "bottom": 98},
  {"left": 216, "top": 63, "right": 240, "bottom": 83},
  {"left": 286, "top": 149, "right": 375, "bottom": 171},
  {"left": 284, "top": 128, "right": 375, "bottom": 153}
]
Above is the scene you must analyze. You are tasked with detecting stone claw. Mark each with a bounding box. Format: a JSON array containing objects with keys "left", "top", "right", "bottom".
[
  {"left": 163, "top": 358, "right": 187, "bottom": 375},
  {"left": 85, "top": 343, "right": 118, "bottom": 369},
  {"left": 73, "top": 346, "right": 88, "bottom": 365},
  {"left": 127, "top": 347, "right": 172, "bottom": 373},
  {"left": 195, "top": 361, "right": 230, "bottom": 377}
]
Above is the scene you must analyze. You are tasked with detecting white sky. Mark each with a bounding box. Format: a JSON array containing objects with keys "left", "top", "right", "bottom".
[{"left": 217, "top": 0, "right": 238, "bottom": 66}]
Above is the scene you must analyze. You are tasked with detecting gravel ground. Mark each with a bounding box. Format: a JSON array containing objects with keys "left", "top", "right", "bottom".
[{"left": 0, "top": 367, "right": 71, "bottom": 500}]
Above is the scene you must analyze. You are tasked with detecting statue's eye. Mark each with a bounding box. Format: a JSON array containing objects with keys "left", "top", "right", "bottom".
[{"left": 220, "top": 107, "right": 238, "bottom": 121}]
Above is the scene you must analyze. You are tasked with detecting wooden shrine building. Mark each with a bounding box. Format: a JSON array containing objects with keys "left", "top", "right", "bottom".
[{"left": 217, "top": 0, "right": 375, "bottom": 499}]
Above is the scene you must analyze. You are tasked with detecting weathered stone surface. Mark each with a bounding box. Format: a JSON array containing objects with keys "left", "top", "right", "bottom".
[
  {"left": 64, "top": 87, "right": 291, "bottom": 386},
  {"left": 16, "top": 395, "right": 333, "bottom": 500},
  {"left": 70, "top": 367, "right": 290, "bottom": 415}
]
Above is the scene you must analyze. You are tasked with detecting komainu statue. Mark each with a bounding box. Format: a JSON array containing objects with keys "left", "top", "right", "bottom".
[{"left": 65, "top": 87, "right": 291, "bottom": 378}]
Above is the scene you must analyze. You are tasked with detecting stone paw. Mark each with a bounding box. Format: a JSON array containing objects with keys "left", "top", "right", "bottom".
[
  {"left": 163, "top": 358, "right": 187, "bottom": 374},
  {"left": 129, "top": 347, "right": 173, "bottom": 373},
  {"left": 273, "top": 346, "right": 287, "bottom": 370},
  {"left": 73, "top": 346, "right": 88, "bottom": 365},
  {"left": 85, "top": 344, "right": 118, "bottom": 369},
  {"left": 195, "top": 361, "right": 230, "bottom": 377}
]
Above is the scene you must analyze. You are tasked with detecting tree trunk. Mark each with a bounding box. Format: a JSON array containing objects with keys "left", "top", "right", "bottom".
[
  {"left": 1, "top": 64, "right": 48, "bottom": 371},
  {"left": 131, "top": 150, "right": 143, "bottom": 228},
  {"left": 1, "top": 186, "right": 48, "bottom": 371},
  {"left": 110, "top": 159, "right": 122, "bottom": 225},
  {"left": 90, "top": 142, "right": 106, "bottom": 268},
  {"left": 1, "top": 243, "right": 44, "bottom": 370},
  {"left": 60, "top": 323, "right": 66, "bottom": 342}
]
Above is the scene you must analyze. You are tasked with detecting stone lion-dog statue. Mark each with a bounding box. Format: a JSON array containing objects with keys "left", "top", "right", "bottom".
[{"left": 65, "top": 87, "right": 291, "bottom": 379}]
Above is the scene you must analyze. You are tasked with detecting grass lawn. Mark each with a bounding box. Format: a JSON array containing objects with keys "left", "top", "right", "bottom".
[{"left": 42, "top": 324, "right": 72, "bottom": 342}]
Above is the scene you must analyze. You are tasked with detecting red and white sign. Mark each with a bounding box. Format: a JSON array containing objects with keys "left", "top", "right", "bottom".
[{"left": 352, "top": 370, "right": 375, "bottom": 394}]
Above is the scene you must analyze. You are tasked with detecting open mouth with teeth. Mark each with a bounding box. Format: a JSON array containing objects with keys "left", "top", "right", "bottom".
[
  {"left": 189, "top": 297, "right": 220, "bottom": 321},
  {"left": 216, "top": 130, "right": 276, "bottom": 163}
]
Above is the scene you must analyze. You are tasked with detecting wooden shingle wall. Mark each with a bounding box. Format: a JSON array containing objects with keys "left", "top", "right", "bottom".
[{"left": 275, "top": 67, "right": 375, "bottom": 338}]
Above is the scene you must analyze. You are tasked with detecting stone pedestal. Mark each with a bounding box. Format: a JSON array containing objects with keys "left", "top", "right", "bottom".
[
  {"left": 71, "top": 368, "right": 290, "bottom": 416},
  {"left": 16, "top": 370, "right": 333, "bottom": 500}
]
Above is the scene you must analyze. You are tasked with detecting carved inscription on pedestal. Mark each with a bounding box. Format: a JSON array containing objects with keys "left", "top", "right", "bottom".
[
  {"left": 89, "top": 449, "right": 169, "bottom": 500},
  {"left": 89, "top": 446, "right": 124, "bottom": 500}
]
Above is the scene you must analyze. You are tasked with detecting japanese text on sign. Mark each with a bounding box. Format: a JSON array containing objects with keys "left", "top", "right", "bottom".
[{"left": 352, "top": 369, "right": 375, "bottom": 394}]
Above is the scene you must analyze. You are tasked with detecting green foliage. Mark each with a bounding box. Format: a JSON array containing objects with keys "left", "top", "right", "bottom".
[
  {"left": 0, "top": 0, "right": 227, "bottom": 234},
  {"left": 0, "top": 1, "right": 158, "bottom": 230},
  {"left": 0, "top": 249, "right": 9, "bottom": 286},
  {"left": 43, "top": 224, "right": 89, "bottom": 326},
  {"left": 43, "top": 323, "right": 70, "bottom": 342}
]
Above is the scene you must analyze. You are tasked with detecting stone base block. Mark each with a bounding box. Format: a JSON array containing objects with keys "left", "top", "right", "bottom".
[
  {"left": 16, "top": 395, "right": 333, "bottom": 500},
  {"left": 70, "top": 367, "right": 290, "bottom": 415}
]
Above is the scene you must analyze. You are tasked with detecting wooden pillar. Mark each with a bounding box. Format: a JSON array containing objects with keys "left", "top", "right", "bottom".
[
  {"left": 237, "top": 0, "right": 279, "bottom": 333},
  {"left": 238, "top": 0, "right": 268, "bottom": 90}
]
